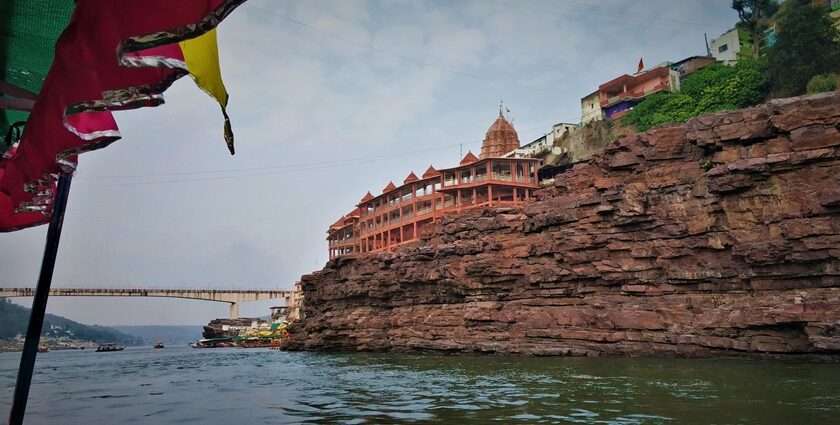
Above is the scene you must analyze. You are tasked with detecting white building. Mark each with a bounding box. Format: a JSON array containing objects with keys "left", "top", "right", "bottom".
[
  {"left": 580, "top": 90, "right": 603, "bottom": 125},
  {"left": 503, "top": 123, "right": 577, "bottom": 158},
  {"left": 710, "top": 28, "right": 742, "bottom": 65}
]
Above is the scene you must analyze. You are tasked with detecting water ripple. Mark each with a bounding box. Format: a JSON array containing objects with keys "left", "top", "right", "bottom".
[{"left": 0, "top": 348, "right": 837, "bottom": 423}]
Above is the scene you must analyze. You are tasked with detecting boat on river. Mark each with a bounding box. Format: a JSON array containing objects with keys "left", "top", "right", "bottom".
[
  {"left": 189, "top": 338, "right": 235, "bottom": 348},
  {"left": 96, "top": 343, "right": 125, "bottom": 352},
  {"left": 153, "top": 342, "right": 165, "bottom": 349}
]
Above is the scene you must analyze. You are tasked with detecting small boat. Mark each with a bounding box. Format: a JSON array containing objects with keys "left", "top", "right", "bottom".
[
  {"left": 96, "top": 343, "right": 125, "bottom": 352},
  {"left": 154, "top": 342, "right": 165, "bottom": 349},
  {"left": 189, "top": 338, "right": 235, "bottom": 348}
]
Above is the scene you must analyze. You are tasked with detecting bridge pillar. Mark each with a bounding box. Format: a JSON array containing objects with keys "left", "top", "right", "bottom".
[{"left": 229, "top": 302, "right": 239, "bottom": 320}]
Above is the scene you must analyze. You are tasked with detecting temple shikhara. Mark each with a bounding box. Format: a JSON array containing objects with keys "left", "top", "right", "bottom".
[{"left": 327, "top": 112, "right": 541, "bottom": 259}]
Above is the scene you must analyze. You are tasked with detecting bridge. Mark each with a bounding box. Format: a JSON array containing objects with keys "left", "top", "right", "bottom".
[{"left": 0, "top": 288, "right": 296, "bottom": 319}]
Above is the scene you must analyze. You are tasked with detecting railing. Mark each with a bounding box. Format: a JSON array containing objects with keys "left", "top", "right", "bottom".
[{"left": 491, "top": 172, "right": 512, "bottom": 181}]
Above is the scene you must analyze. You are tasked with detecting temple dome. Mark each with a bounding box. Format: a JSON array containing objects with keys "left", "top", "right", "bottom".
[{"left": 479, "top": 112, "right": 520, "bottom": 159}]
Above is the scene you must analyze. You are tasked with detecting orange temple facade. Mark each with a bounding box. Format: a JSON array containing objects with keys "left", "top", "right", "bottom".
[{"left": 327, "top": 113, "right": 541, "bottom": 259}]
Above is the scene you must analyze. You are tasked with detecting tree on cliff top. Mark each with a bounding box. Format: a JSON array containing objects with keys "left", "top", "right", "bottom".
[
  {"left": 732, "top": 0, "right": 780, "bottom": 59},
  {"left": 765, "top": 0, "right": 840, "bottom": 97}
]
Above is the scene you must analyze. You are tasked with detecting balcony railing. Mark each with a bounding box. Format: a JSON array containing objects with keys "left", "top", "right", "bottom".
[{"left": 491, "top": 172, "right": 512, "bottom": 181}]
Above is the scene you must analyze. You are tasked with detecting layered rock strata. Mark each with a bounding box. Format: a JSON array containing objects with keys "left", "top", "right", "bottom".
[{"left": 289, "top": 93, "right": 840, "bottom": 357}]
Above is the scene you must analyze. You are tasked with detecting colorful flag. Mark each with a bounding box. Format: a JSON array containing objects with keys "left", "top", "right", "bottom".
[
  {"left": 637, "top": 57, "right": 645, "bottom": 73},
  {"left": 0, "top": 0, "right": 245, "bottom": 232}
]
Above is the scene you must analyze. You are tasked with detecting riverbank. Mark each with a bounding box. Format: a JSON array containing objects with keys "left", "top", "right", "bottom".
[
  {"left": 0, "top": 338, "right": 97, "bottom": 353},
  {"left": 288, "top": 93, "right": 840, "bottom": 358}
]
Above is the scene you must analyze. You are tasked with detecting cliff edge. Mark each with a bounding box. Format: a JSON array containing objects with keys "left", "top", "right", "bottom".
[{"left": 289, "top": 93, "right": 840, "bottom": 357}]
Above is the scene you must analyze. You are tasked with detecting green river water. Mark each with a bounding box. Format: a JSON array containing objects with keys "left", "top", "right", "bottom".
[{"left": 1, "top": 346, "right": 838, "bottom": 424}]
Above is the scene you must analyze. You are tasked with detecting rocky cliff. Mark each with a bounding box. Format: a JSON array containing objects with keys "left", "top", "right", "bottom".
[{"left": 289, "top": 93, "right": 840, "bottom": 357}]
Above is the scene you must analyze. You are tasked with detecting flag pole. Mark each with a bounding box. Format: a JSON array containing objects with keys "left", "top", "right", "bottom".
[{"left": 8, "top": 171, "right": 73, "bottom": 425}]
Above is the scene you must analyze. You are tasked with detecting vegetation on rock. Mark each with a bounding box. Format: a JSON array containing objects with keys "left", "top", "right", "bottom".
[
  {"left": 623, "top": 61, "right": 768, "bottom": 131},
  {"left": 807, "top": 73, "right": 838, "bottom": 94}
]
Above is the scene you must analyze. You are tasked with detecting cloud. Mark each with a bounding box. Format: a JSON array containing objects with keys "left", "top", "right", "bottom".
[{"left": 1, "top": 0, "right": 740, "bottom": 325}]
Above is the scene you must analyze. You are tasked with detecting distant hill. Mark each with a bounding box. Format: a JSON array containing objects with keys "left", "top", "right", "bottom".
[
  {"left": 112, "top": 325, "right": 203, "bottom": 346},
  {"left": 0, "top": 298, "right": 142, "bottom": 345}
]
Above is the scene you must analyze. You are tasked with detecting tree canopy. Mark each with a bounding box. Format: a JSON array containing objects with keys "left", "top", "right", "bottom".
[{"left": 765, "top": 0, "right": 840, "bottom": 97}]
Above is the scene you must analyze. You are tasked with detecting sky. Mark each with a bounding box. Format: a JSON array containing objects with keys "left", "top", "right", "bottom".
[{"left": 0, "top": 0, "right": 739, "bottom": 325}]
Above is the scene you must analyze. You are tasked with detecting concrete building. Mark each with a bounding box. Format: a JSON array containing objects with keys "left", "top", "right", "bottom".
[
  {"left": 670, "top": 56, "right": 716, "bottom": 79},
  {"left": 710, "top": 28, "right": 744, "bottom": 65},
  {"left": 326, "top": 208, "right": 360, "bottom": 258},
  {"left": 598, "top": 64, "right": 681, "bottom": 120},
  {"left": 504, "top": 122, "right": 577, "bottom": 159},
  {"left": 326, "top": 113, "right": 540, "bottom": 258},
  {"left": 580, "top": 90, "right": 603, "bottom": 124}
]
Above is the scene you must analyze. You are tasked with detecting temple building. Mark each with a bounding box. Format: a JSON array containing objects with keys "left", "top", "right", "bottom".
[
  {"left": 326, "top": 112, "right": 541, "bottom": 259},
  {"left": 480, "top": 111, "right": 521, "bottom": 159}
]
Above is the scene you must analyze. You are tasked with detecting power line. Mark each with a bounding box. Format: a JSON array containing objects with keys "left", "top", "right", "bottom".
[
  {"left": 243, "top": 2, "right": 576, "bottom": 94},
  {"left": 73, "top": 122, "right": 568, "bottom": 188},
  {"left": 535, "top": 0, "right": 730, "bottom": 31},
  {"left": 490, "top": 0, "right": 730, "bottom": 33}
]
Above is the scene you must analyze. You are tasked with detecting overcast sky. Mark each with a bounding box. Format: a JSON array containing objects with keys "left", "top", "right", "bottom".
[{"left": 1, "top": 0, "right": 738, "bottom": 325}]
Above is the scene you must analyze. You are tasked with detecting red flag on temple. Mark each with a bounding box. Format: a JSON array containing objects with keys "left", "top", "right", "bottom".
[
  {"left": 637, "top": 57, "right": 645, "bottom": 73},
  {"left": 0, "top": 0, "right": 244, "bottom": 232}
]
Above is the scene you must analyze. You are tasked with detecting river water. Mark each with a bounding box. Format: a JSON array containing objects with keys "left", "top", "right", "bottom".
[{"left": 1, "top": 346, "right": 838, "bottom": 424}]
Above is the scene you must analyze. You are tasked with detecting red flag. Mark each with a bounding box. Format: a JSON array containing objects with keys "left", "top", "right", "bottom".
[
  {"left": 0, "top": 0, "right": 245, "bottom": 232},
  {"left": 637, "top": 57, "right": 644, "bottom": 73}
]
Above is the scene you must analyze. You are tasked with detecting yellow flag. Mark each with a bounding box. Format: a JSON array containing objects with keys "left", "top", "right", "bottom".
[{"left": 180, "top": 29, "right": 234, "bottom": 154}]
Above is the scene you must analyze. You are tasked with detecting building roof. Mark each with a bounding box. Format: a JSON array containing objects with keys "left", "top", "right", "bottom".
[
  {"left": 346, "top": 207, "right": 361, "bottom": 218},
  {"left": 360, "top": 191, "right": 374, "bottom": 203},
  {"left": 599, "top": 65, "right": 671, "bottom": 93},
  {"left": 479, "top": 112, "right": 520, "bottom": 159},
  {"left": 460, "top": 150, "right": 479, "bottom": 165},
  {"left": 671, "top": 55, "right": 714, "bottom": 66},
  {"left": 383, "top": 181, "right": 397, "bottom": 193},
  {"left": 580, "top": 89, "right": 600, "bottom": 101},
  {"left": 422, "top": 165, "right": 440, "bottom": 179},
  {"left": 329, "top": 215, "right": 347, "bottom": 231},
  {"left": 403, "top": 171, "right": 419, "bottom": 184}
]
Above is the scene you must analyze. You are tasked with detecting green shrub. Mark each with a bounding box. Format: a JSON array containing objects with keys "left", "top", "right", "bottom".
[
  {"left": 622, "top": 92, "right": 697, "bottom": 132},
  {"left": 623, "top": 60, "right": 769, "bottom": 132},
  {"left": 806, "top": 73, "right": 837, "bottom": 94}
]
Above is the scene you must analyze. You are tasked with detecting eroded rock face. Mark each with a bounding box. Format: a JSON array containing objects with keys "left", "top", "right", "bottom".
[{"left": 288, "top": 93, "right": 840, "bottom": 358}]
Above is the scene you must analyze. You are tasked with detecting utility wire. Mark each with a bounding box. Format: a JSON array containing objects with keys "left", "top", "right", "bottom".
[
  {"left": 531, "top": 0, "right": 730, "bottom": 31},
  {"left": 75, "top": 120, "right": 572, "bottom": 186},
  {"left": 244, "top": 2, "right": 576, "bottom": 94},
  {"left": 75, "top": 120, "right": 564, "bottom": 181}
]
